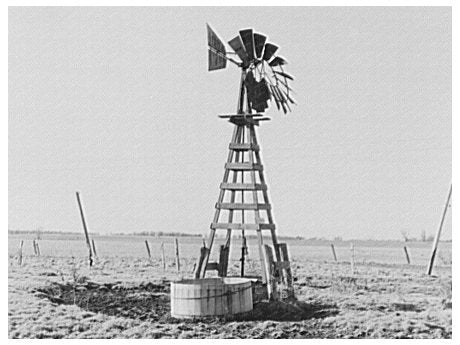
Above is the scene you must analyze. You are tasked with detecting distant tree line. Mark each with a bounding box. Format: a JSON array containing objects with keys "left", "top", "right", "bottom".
[
  {"left": 128, "top": 231, "right": 202, "bottom": 238},
  {"left": 400, "top": 230, "right": 436, "bottom": 242}
]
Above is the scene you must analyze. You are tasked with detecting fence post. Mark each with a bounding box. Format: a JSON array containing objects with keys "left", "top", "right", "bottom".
[
  {"left": 350, "top": 242, "right": 355, "bottom": 274},
  {"left": 403, "top": 246, "right": 411, "bottom": 264},
  {"left": 161, "top": 242, "right": 166, "bottom": 271},
  {"left": 18, "top": 240, "right": 24, "bottom": 265},
  {"left": 174, "top": 238, "right": 180, "bottom": 272},
  {"left": 33, "top": 240, "right": 37, "bottom": 256},
  {"left": 427, "top": 183, "right": 452, "bottom": 275},
  {"left": 145, "top": 240, "right": 151, "bottom": 259},
  {"left": 331, "top": 244, "right": 337, "bottom": 262},
  {"left": 75, "top": 191, "right": 93, "bottom": 267},
  {"left": 91, "top": 239, "right": 98, "bottom": 257},
  {"left": 36, "top": 241, "right": 41, "bottom": 256}
]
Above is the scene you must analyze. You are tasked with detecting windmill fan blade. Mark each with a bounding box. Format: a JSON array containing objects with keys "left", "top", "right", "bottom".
[
  {"left": 269, "top": 56, "right": 287, "bottom": 67},
  {"left": 272, "top": 85, "right": 289, "bottom": 113},
  {"left": 253, "top": 33, "right": 267, "bottom": 59},
  {"left": 239, "top": 29, "right": 255, "bottom": 62},
  {"left": 274, "top": 70, "right": 294, "bottom": 80},
  {"left": 269, "top": 85, "right": 281, "bottom": 110},
  {"left": 275, "top": 77, "right": 294, "bottom": 93},
  {"left": 281, "top": 88, "right": 296, "bottom": 104},
  {"left": 263, "top": 43, "right": 278, "bottom": 61},
  {"left": 228, "top": 36, "right": 248, "bottom": 64},
  {"left": 274, "top": 85, "right": 286, "bottom": 102},
  {"left": 280, "top": 101, "right": 288, "bottom": 114}
]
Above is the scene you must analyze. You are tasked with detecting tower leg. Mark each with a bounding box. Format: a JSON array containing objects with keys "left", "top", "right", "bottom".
[
  {"left": 198, "top": 125, "right": 241, "bottom": 278},
  {"left": 220, "top": 127, "right": 244, "bottom": 277},
  {"left": 249, "top": 125, "right": 283, "bottom": 264},
  {"left": 246, "top": 124, "right": 270, "bottom": 284}
]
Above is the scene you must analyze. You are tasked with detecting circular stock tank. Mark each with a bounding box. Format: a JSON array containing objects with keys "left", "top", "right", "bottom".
[{"left": 170, "top": 277, "right": 253, "bottom": 318}]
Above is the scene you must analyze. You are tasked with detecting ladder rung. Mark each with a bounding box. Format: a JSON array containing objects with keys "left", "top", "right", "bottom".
[
  {"left": 225, "top": 163, "right": 263, "bottom": 171},
  {"left": 220, "top": 183, "right": 267, "bottom": 191},
  {"left": 216, "top": 202, "right": 271, "bottom": 210},
  {"left": 211, "top": 223, "right": 276, "bottom": 230},
  {"left": 231, "top": 117, "right": 270, "bottom": 126},
  {"left": 219, "top": 113, "right": 264, "bottom": 118},
  {"left": 229, "top": 143, "right": 260, "bottom": 151},
  {"left": 205, "top": 262, "right": 220, "bottom": 271}
]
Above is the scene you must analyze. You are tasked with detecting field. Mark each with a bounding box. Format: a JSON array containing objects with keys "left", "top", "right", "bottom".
[{"left": 8, "top": 234, "right": 452, "bottom": 339}]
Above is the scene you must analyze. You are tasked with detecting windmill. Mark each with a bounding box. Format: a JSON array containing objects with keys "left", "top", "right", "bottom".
[{"left": 194, "top": 25, "right": 295, "bottom": 300}]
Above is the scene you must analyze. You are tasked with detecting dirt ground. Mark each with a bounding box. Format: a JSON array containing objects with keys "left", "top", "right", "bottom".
[{"left": 8, "top": 255, "right": 451, "bottom": 339}]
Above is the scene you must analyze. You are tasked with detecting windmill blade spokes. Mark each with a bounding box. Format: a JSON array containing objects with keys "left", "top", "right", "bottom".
[
  {"left": 280, "top": 88, "right": 296, "bottom": 104},
  {"left": 274, "top": 70, "right": 294, "bottom": 81},
  {"left": 269, "top": 85, "right": 281, "bottom": 110},
  {"left": 274, "top": 77, "right": 294, "bottom": 93}
]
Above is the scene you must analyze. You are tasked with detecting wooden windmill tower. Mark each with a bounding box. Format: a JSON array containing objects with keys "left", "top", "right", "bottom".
[{"left": 194, "top": 25, "right": 296, "bottom": 300}]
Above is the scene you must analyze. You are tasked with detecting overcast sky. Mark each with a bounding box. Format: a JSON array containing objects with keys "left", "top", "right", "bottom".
[{"left": 9, "top": 7, "right": 451, "bottom": 240}]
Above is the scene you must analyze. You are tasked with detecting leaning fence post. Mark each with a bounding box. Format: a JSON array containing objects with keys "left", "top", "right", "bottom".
[
  {"left": 330, "top": 244, "right": 337, "bottom": 262},
  {"left": 33, "top": 240, "right": 37, "bottom": 256},
  {"left": 403, "top": 246, "right": 411, "bottom": 264},
  {"left": 91, "top": 239, "right": 98, "bottom": 257},
  {"left": 427, "top": 183, "right": 452, "bottom": 275},
  {"left": 75, "top": 191, "right": 93, "bottom": 267},
  {"left": 174, "top": 238, "right": 180, "bottom": 272},
  {"left": 18, "top": 240, "right": 24, "bottom": 265},
  {"left": 145, "top": 240, "right": 151, "bottom": 259}
]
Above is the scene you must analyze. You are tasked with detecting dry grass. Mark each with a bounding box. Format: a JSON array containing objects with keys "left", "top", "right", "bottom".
[{"left": 8, "top": 255, "right": 451, "bottom": 339}]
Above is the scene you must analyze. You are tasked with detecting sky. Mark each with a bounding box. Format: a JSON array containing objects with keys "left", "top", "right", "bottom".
[{"left": 9, "top": 6, "right": 451, "bottom": 240}]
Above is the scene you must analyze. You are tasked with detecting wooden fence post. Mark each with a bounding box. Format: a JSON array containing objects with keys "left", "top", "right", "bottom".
[
  {"left": 91, "top": 239, "right": 98, "bottom": 257},
  {"left": 278, "top": 243, "right": 294, "bottom": 298},
  {"left": 33, "top": 240, "right": 37, "bottom": 256},
  {"left": 263, "top": 244, "right": 277, "bottom": 300},
  {"left": 427, "top": 183, "right": 452, "bottom": 275},
  {"left": 75, "top": 191, "right": 93, "bottom": 267},
  {"left": 174, "top": 238, "right": 180, "bottom": 272},
  {"left": 331, "top": 244, "right": 337, "bottom": 262},
  {"left": 194, "top": 243, "right": 207, "bottom": 278},
  {"left": 145, "top": 240, "right": 151, "bottom": 259},
  {"left": 403, "top": 246, "right": 411, "bottom": 264},
  {"left": 350, "top": 243, "right": 355, "bottom": 274},
  {"left": 18, "top": 240, "right": 24, "bottom": 265},
  {"left": 36, "top": 241, "right": 41, "bottom": 256},
  {"left": 161, "top": 242, "right": 166, "bottom": 271}
]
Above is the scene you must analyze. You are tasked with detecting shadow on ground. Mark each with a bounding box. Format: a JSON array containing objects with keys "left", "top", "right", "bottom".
[{"left": 33, "top": 281, "right": 338, "bottom": 323}]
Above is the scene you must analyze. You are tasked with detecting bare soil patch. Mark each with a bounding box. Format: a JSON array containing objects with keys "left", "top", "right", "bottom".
[{"left": 33, "top": 280, "right": 338, "bottom": 323}]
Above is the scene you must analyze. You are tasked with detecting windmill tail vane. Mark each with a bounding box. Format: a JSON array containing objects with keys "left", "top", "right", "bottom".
[{"left": 207, "top": 24, "right": 296, "bottom": 114}]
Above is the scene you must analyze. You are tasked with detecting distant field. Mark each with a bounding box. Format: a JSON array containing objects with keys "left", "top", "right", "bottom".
[{"left": 8, "top": 233, "right": 452, "bottom": 268}]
